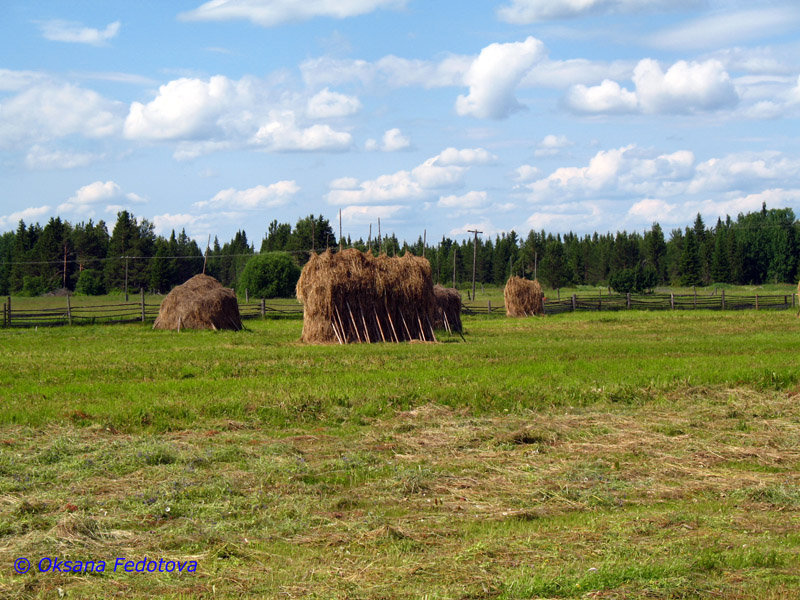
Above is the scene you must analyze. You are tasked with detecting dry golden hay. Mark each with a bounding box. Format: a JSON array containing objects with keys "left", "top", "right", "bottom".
[
  {"left": 153, "top": 274, "right": 242, "bottom": 331},
  {"left": 296, "top": 248, "right": 437, "bottom": 344},
  {"left": 433, "top": 285, "right": 462, "bottom": 333},
  {"left": 503, "top": 276, "right": 544, "bottom": 317}
]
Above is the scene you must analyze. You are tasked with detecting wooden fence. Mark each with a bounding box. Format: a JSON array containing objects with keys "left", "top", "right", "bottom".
[
  {"left": 2, "top": 291, "right": 796, "bottom": 328},
  {"left": 1, "top": 292, "right": 303, "bottom": 328},
  {"left": 463, "top": 291, "right": 797, "bottom": 315}
]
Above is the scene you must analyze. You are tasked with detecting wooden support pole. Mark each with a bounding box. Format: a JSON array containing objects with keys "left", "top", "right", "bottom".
[
  {"left": 331, "top": 320, "right": 343, "bottom": 345},
  {"left": 2, "top": 302, "right": 5, "bottom": 328},
  {"left": 693, "top": 285, "right": 697, "bottom": 309},
  {"left": 670, "top": 293, "right": 675, "bottom": 310},
  {"left": 260, "top": 299, "right": 266, "bottom": 318},
  {"left": 6, "top": 296, "right": 9, "bottom": 326},
  {"left": 67, "top": 295, "right": 72, "bottom": 325},
  {"left": 424, "top": 312, "right": 437, "bottom": 343},
  {"left": 755, "top": 294, "right": 759, "bottom": 310},
  {"left": 358, "top": 301, "right": 371, "bottom": 343},
  {"left": 140, "top": 288, "right": 145, "bottom": 322},
  {"left": 571, "top": 294, "right": 577, "bottom": 311},
  {"left": 721, "top": 289, "right": 725, "bottom": 310},
  {"left": 383, "top": 299, "right": 399, "bottom": 342},
  {"left": 415, "top": 309, "right": 427, "bottom": 342},
  {"left": 373, "top": 307, "right": 387, "bottom": 343},
  {"left": 334, "top": 305, "right": 348, "bottom": 343},
  {"left": 626, "top": 292, "right": 631, "bottom": 309},
  {"left": 488, "top": 300, "right": 491, "bottom": 315},
  {"left": 245, "top": 288, "right": 249, "bottom": 304},
  {"left": 399, "top": 311, "right": 412, "bottom": 341},
  {"left": 345, "top": 300, "right": 362, "bottom": 343}
]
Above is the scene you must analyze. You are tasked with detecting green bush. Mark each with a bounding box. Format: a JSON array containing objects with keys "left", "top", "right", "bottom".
[
  {"left": 75, "top": 269, "right": 106, "bottom": 296},
  {"left": 609, "top": 265, "right": 657, "bottom": 294},
  {"left": 238, "top": 252, "right": 301, "bottom": 299},
  {"left": 21, "top": 275, "right": 48, "bottom": 297}
]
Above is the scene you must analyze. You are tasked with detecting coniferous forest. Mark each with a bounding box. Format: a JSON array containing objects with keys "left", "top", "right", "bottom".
[{"left": 0, "top": 203, "right": 797, "bottom": 296}]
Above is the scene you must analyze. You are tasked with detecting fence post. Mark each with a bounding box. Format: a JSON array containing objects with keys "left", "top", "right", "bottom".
[
  {"left": 557, "top": 288, "right": 560, "bottom": 301},
  {"left": 793, "top": 293, "right": 796, "bottom": 309},
  {"left": 488, "top": 300, "right": 491, "bottom": 315},
  {"left": 2, "top": 302, "right": 5, "bottom": 327},
  {"left": 141, "top": 288, "right": 145, "bottom": 322},
  {"left": 626, "top": 292, "right": 631, "bottom": 309},
  {"left": 245, "top": 288, "right": 249, "bottom": 304},
  {"left": 571, "top": 294, "right": 576, "bottom": 312},
  {"left": 755, "top": 294, "right": 759, "bottom": 310},
  {"left": 67, "top": 295, "right": 72, "bottom": 325},
  {"left": 670, "top": 293, "right": 674, "bottom": 310},
  {"left": 721, "top": 289, "right": 725, "bottom": 310},
  {"left": 7, "top": 296, "right": 11, "bottom": 326},
  {"left": 693, "top": 286, "right": 697, "bottom": 309},
  {"left": 260, "top": 299, "right": 266, "bottom": 318}
]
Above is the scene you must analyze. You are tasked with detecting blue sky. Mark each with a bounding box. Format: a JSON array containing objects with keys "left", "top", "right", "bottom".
[{"left": 2, "top": 0, "right": 800, "bottom": 246}]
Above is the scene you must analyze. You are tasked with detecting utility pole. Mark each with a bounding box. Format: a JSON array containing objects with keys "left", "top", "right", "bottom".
[
  {"left": 123, "top": 256, "right": 130, "bottom": 302},
  {"left": 202, "top": 234, "right": 211, "bottom": 275},
  {"left": 63, "top": 243, "right": 68, "bottom": 289},
  {"left": 467, "top": 229, "right": 482, "bottom": 301},
  {"left": 452, "top": 247, "right": 457, "bottom": 288}
]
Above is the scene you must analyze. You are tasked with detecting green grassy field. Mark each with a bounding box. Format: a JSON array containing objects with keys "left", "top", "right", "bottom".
[{"left": 1, "top": 311, "right": 800, "bottom": 598}]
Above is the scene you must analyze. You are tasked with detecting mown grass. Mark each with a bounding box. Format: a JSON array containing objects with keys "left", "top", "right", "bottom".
[{"left": 1, "top": 311, "right": 800, "bottom": 598}]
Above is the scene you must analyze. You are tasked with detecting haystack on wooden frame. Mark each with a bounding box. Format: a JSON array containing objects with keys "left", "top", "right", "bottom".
[
  {"left": 433, "top": 284, "right": 462, "bottom": 333},
  {"left": 153, "top": 274, "right": 243, "bottom": 331},
  {"left": 504, "top": 276, "right": 544, "bottom": 317},
  {"left": 296, "top": 248, "right": 437, "bottom": 344}
]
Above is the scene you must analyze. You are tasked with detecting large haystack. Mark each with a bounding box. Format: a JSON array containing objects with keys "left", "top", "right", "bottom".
[
  {"left": 504, "top": 276, "right": 544, "bottom": 317},
  {"left": 153, "top": 274, "right": 242, "bottom": 331},
  {"left": 433, "top": 285, "right": 462, "bottom": 333},
  {"left": 296, "top": 248, "right": 437, "bottom": 344}
]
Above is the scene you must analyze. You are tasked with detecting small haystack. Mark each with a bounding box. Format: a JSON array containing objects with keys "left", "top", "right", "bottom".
[
  {"left": 504, "top": 276, "right": 544, "bottom": 317},
  {"left": 153, "top": 274, "right": 242, "bottom": 331},
  {"left": 433, "top": 285, "right": 462, "bottom": 333},
  {"left": 296, "top": 248, "right": 437, "bottom": 344}
]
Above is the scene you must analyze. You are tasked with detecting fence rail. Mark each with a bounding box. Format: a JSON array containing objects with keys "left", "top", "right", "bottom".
[
  {"left": 1, "top": 291, "right": 796, "bottom": 328},
  {"left": 463, "top": 291, "right": 797, "bottom": 315}
]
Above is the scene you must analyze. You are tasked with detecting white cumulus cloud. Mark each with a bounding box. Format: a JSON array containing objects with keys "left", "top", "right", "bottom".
[
  {"left": 0, "top": 82, "right": 123, "bottom": 147},
  {"left": 306, "top": 88, "right": 361, "bottom": 119},
  {"left": 565, "top": 58, "right": 738, "bottom": 115},
  {"left": 456, "top": 36, "right": 545, "bottom": 119},
  {"left": 58, "top": 181, "right": 145, "bottom": 216},
  {"left": 0, "top": 205, "right": 52, "bottom": 229},
  {"left": 253, "top": 111, "right": 352, "bottom": 151},
  {"left": 39, "top": 20, "right": 120, "bottom": 46},
  {"left": 366, "top": 128, "right": 411, "bottom": 152},
  {"left": 194, "top": 181, "right": 300, "bottom": 210},
  {"left": 180, "top": 0, "right": 406, "bottom": 27},
  {"left": 438, "top": 191, "right": 489, "bottom": 209}
]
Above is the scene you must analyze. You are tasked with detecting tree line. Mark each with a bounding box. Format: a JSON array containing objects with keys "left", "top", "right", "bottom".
[{"left": 0, "top": 203, "right": 797, "bottom": 297}]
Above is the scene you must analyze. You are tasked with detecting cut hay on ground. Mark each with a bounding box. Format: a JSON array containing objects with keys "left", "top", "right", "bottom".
[
  {"left": 504, "top": 276, "right": 544, "bottom": 317},
  {"left": 433, "top": 285, "right": 462, "bottom": 333},
  {"left": 153, "top": 274, "right": 242, "bottom": 331},
  {"left": 296, "top": 249, "right": 437, "bottom": 344}
]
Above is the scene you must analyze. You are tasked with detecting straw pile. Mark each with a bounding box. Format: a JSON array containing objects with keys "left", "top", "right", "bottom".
[
  {"left": 504, "top": 276, "right": 544, "bottom": 317},
  {"left": 296, "top": 248, "right": 437, "bottom": 344},
  {"left": 433, "top": 285, "right": 462, "bottom": 333},
  {"left": 153, "top": 274, "right": 242, "bottom": 331}
]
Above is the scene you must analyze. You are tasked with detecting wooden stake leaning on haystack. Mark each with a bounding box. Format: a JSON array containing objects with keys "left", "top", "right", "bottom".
[
  {"left": 503, "top": 276, "right": 544, "bottom": 317},
  {"left": 296, "top": 248, "right": 438, "bottom": 344}
]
